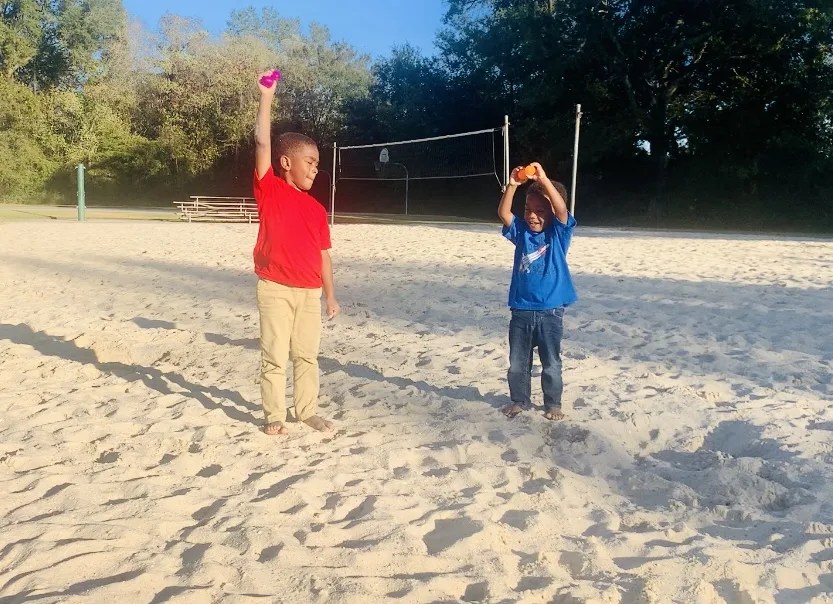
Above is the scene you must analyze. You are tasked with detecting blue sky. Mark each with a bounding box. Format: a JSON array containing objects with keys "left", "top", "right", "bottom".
[{"left": 121, "top": 0, "right": 448, "bottom": 59}]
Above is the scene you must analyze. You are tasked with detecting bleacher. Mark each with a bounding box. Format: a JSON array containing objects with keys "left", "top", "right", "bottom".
[{"left": 174, "top": 196, "right": 258, "bottom": 223}]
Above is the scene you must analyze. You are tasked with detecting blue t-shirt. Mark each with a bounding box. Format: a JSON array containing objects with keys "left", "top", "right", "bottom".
[{"left": 503, "top": 214, "right": 578, "bottom": 310}]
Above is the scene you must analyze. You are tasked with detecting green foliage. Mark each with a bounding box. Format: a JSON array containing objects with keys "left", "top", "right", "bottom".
[
  {"left": 0, "top": 0, "right": 44, "bottom": 79},
  {"left": 434, "top": 0, "right": 833, "bottom": 225},
  {"left": 55, "top": 0, "right": 128, "bottom": 83},
  {"left": 2, "top": 0, "right": 831, "bottom": 228},
  {"left": 1, "top": 0, "right": 126, "bottom": 88},
  {"left": 278, "top": 23, "right": 372, "bottom": 144},
  {"left": 225, "top": 8, "right": 372, "bottom": 143},
  {"left": 345, "top": 44, "right": 451, "bottom": 142},
  {"left": 0, "top": 77, "right": 58, "bottom": 198}
]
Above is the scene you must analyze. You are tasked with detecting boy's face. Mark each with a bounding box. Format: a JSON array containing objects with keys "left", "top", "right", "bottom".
[
  {"left": 280, "top": 143, "right": 319, "bottom": 191},
  {"left": 524, "top": 193, "right": 552, "bottom": 233}
]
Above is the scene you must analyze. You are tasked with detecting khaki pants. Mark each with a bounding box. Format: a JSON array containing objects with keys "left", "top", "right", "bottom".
[{"left": 256, "top": 279, "right": 322, "bottom": 424}]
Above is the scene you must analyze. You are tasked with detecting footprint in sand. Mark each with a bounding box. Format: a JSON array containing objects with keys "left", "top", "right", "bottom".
[
  {"left": 500, "top": 449, "right": 519, "bottom": 463},
  {"left": 322, "top": 494, "right": 343, "bottom": 511},
  {"left": 422, "top": 518, "right": 483, "bottom": 555},
  {"left": 253, "top": 471, "right": 313, "bottom": 501},
  {"left": 191, "top": 499, "right": 226, "bottom": 522},
  {"left": 42, "top": 483, "right": 72, "bottom": 498},
  {"left": 257, "top": 544, "right": 283, "bottom": 563},
  {"left": 559, "top": 550, "right": 592, "bottom": 579},
  {"left": 340, "top": 496, "right": 377, "bottom": 528},
  {"left": 95, "top": 451, "right": 120, "bottom": 464},
  {"left": 281, "top": 502, "right": 307, "bottom": 515},
  {"left": 386, "top": 587, "right": 412, "bottom": 599},
  {"left": 242, "top": 470, "right": 271, "bottom": 485},
  {"left": 520, "top": 478, "right": 552, "bottom": 495},
  {"left": 462, "top": 581, "right": 489, "bottom": 602},
  {"left": 460, "top": 486, "right": 480, "bottom": 498},
  {"left": 196, "top": 464, "right": 221, "bottom": 478},
  {"left": 499, "top": 509, "right": 538, "bottom": 530},
  {"left": 177, "top": 543, "right": 211, "bottom": 576},
  {"left": 487, "top": 429, "right": 509, "bottom": 443},
  {"left": 393, "top": 467, "right": 410, "bottom": 479},
  {"left": 515, "top": 576, "right": 552, "bottom": 592},
  {"left": 337, "top": 537, "right": 384, "bottom": 549},
  {"left": 713, "top": 579, "right": 758, "bottom": 604}
]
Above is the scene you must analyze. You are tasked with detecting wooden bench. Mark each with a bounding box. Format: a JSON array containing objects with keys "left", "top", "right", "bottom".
[{"left": 174, "top": 196, "right": 258, "bottom": 223}]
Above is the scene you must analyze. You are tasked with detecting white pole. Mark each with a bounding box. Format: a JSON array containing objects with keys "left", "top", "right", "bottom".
[
  {"left": 330, "top": 142, "right": 337, "bottom": 226},
  {"left": 570, "top": 104, "right": 582, "bottom": 216},
  {"left": 503, "top": 114, "right": 510, "bottom": 190}
]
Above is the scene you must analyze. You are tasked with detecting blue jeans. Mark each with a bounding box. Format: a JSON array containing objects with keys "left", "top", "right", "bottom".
[{"left": 507, "top": 307, "right": 565, "bottom": 411}]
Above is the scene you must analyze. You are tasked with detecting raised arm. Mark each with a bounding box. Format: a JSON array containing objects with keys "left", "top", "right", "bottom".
[
  {"left": 498, "top": 167, "right": 525, "bottom": 227},
  {"left": 255, "top": 72, "right": 277, "bottom": 179},
  {"left": 529, "top": 162, "right": 568, "bottom": 224}
]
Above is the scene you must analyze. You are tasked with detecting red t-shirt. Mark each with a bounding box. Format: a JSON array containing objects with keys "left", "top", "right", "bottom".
[{"left": 253, "top": 167, "right": 331, "bottom": 288}]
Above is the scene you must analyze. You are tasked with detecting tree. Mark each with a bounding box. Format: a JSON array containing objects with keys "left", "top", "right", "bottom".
[
  {"left": 227, "top": 8, "right": 372, "bottom": 144},
  {"left": 0, "top": 76, "right": 59, "bottom": 197},
  {"left": 344, "top": 44, "right": 451, "bottom": 143},
  {"left": 0, "top": 0, "right": 44, "bottom": 79},
  {"left": 1, "top": 0, "right": 127, "bottom": 89},
  {"left": 679, "top": 2, "right": 833, "bottom": 200},
  {"left": 437, "top": 0, "right": 833, "bottom": 223}
]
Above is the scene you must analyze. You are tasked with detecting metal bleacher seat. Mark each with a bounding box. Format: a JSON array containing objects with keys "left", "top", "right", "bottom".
[{"left": 174, "top": 196, "right": 258, "bottom": 223}]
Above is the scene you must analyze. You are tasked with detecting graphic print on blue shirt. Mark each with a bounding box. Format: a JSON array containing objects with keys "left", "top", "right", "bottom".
[
  {"left": 520, "top": 243, "right": 549, "bottom": 273},
  {"left": 503, "top": 215, "right": 578, "bottom": 310}
]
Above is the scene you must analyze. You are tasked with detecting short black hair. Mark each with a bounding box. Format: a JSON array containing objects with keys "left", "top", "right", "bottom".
[
  {"left": 276, "top": 132, "right": 317, "bottom": 158},
  {"left": 528, "top": 180, "right": 568, "bottom": 205}
]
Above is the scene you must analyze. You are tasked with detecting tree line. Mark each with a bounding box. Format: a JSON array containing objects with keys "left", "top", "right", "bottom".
[{"left": 2, "top": 0, "right": 832, "bottom": 229}]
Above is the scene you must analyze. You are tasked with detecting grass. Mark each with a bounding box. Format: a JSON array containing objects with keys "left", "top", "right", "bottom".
[{"left": 0, "top": 204, "right": 178, "bottom": 222}]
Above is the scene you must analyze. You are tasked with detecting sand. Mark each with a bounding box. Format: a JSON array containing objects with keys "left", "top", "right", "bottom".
[{"left": 1, "top": 219, "right": 832, "bottom": 603}]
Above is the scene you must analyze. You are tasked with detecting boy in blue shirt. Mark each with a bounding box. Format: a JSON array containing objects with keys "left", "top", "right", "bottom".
[{"left": 498, "top": 162, "right": 577, "bottom": 421}]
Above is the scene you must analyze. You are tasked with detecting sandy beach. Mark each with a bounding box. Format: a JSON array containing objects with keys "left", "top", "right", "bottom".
[{"left": 1, "top": 219, "right": 832, "bottom": 603}]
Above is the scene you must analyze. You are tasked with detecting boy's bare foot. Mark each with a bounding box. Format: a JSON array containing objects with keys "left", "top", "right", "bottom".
[
  {"left": 501, "top": 404, "right": 524, "bottom": 419},
  {"left": 544, "top": 409, "right": 565, "bottom": 421},
  {"left": 263, "top": 421, "right": 288, "bottom": 436},
  {"left": 303, "top": 415, "right": 334, "bottom": 432}
]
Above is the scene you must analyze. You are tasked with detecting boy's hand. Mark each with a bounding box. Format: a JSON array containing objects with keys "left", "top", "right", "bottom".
[
  {"left": 509, "top": 166, "right": 526, "bottom": 186},
  {"left": 258, "top": 71, "right": 277, "bottom": 96},
  {"left": 528, "top": 162, "right": 548, "bottom": 181},
  {"left": 325, "top": 297, "right": 341, "bottom": 320}
]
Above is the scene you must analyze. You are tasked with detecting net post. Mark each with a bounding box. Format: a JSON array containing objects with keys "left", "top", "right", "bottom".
[
  {"left": 570, "top": 104, "right": 582, "bottom": 216},
  {"left": 76, "top": 164, "right": 86, "bottom": 221},
  {"left": 404, "top": 165, "right": 409, "bottom": 215},
  {"left": 330, "top": 142, "right": 337, "bottom": 226},
  {"left": 503, "top": 115, "right": 510, "bottom": 190}
]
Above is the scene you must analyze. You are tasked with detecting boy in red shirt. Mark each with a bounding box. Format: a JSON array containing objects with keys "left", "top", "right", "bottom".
[{"left": 254, "top": 71, "right": 340, "bottom": 436}]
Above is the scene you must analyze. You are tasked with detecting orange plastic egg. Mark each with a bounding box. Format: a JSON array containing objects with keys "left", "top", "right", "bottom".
[{"left": 516, "top": 165, "right": 536, "bottom": 181}]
